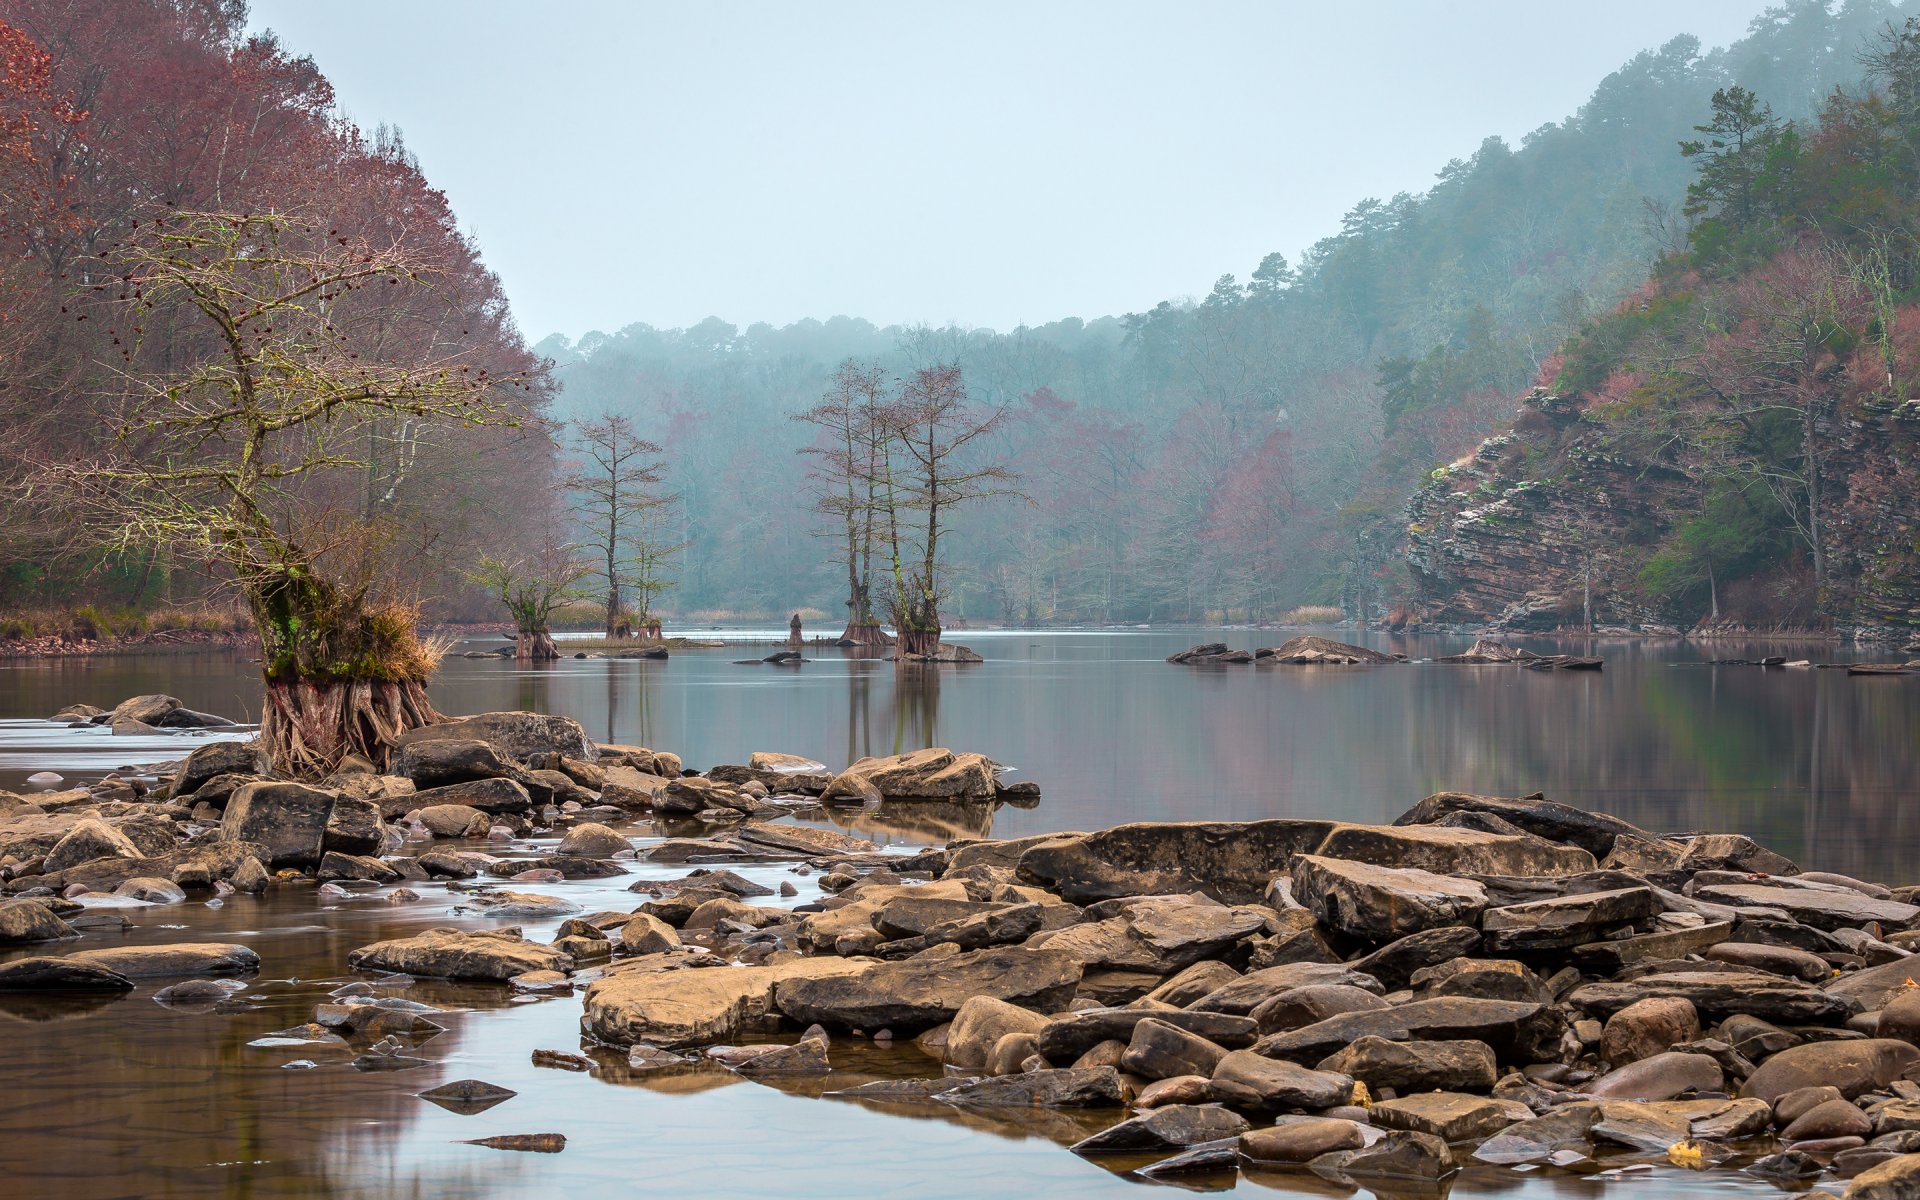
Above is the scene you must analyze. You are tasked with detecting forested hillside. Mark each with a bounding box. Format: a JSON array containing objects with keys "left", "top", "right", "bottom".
[
  {"left": 545, "top": 1, "right": 1916, "bottom": 624},
  {"left": 1409, "top": 17, "right": 1920, "bottom": 640},
  {"left": 0, "top": 0, "right": 551, "bottom": 628}
]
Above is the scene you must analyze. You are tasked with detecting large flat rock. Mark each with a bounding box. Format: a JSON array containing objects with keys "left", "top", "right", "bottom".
[
  {"left": 1567, "top": 970, "right": 1861, "bottom": 1023},
  {"left": 584, "top": 958, "right": 870, "bottom": 1046},
  {"left": 348, "top": 928, "right": 571, "bottom": 982},
  {"left": 395, "top": 712, "right": 596, "bottom": 762},
  {"left": 1291, "top": 855, "right": 1489, "bottom": 942},
  {"left": 773, "top": 946, "right": 1083, "bottom": 1032},
  {"left": 1014, "top": 818, "right": 1593, "bottom": 908},
  {"left": 1694, "top": 883, "right": 1919, "bottom": 932},
  {"left": 1480, "top": 886, "right": 1659, "bottom": 952},
  {"left": 1255, "top": 997, "right": 1567, "bottom": 1065},
  {"left": 66, "top": 943, "right": 259, "bottom": 979},
  {"left": 1017, "top": 820, "right": 1336, "bottom": 905},
  {"left": 1314, "top": 822, "right": 1597, "bottom": 877},
  {"left": 1392, "top": 792, "right": 1653, "bottom": 859}
]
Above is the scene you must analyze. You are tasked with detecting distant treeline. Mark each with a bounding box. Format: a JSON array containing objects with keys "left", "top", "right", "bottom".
[{"left": 542, "top": 1, "right": 1918, "bottom": 624}]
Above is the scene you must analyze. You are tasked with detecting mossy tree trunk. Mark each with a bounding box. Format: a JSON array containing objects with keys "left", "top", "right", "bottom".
[{"left": 248, "top": 568, "right": 440, "bottom": 776}]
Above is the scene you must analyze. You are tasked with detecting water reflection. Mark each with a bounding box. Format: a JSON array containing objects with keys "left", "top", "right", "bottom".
[{"left": 4, "top": 632, "right": 1917, "bottom": 881}]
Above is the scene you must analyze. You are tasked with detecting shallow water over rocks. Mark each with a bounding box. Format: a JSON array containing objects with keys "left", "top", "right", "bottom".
[{"left": 0, "top": 628, "right": 1914, "bottom": 1198}]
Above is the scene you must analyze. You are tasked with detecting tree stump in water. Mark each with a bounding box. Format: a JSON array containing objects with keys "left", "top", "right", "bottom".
[{"left": 517, "top": 630, "right": 560, "bottom": 661}]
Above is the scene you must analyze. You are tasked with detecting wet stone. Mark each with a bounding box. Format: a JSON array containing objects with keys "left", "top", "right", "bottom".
[
  {"left": 418, "top": 1079, "right": 518, "bottom": 1115},
  {"left": 1070, "top": 1104, "right": 1250, "bottom": 1153}
]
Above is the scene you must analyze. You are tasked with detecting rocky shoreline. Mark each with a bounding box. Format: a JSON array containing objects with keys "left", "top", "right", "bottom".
[{"left": 1, "top": 701, "right": 1918, "bottom": 1194}]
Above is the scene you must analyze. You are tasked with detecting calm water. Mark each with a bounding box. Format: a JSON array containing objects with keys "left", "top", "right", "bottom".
[{"left": 0, "top": 628, "right": 1912, "bottom": 1199}]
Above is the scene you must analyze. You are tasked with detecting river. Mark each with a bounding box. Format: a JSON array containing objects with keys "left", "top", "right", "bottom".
[{"left": 0, "top": 628, "right": 1911, "bottom": 1199}]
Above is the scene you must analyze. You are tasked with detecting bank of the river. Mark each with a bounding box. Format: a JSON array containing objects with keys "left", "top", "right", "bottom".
[{"left": 2, "top": 696, "right": 1919, "bottom": 1200}]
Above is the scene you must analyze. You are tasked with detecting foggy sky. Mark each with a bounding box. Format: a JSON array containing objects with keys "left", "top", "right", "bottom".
[{"left": 245, "top": 1, "right": 1767, "bottom": 340}]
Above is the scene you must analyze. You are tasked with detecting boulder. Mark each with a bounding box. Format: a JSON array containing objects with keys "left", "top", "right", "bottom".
[
  {"left": 1742, "top": 1040, "right": 1920, "bottom": 1103},
  {"left": 1881, "top": 989, "right": 1920, "bottom": 1046},
  {"left": 1349, "top": 926, "right": 1483, "bottom": 989},
  {"left": 1316, "top": 1129, "right": 1454, "bottom": 1180},
  {"left": 221, "top": 782, "right": 337, "bottom": 867},
  {"left": 0, "top": 956, "right": 134, "bottom": 991},
  {"left": 1071, "top": 1105, "right": 1251, "bottom": 1153},
  {"left": 407, "top": 778, "right": 534, "bottom": 815},
  {"left": 42, "top": 819, "right": 142, "bottom": 874},
  {"left": 1371, "top": 1092, "right": 1523, "bottom": 1142},
  {"left": 1187, "top": 962, "right": 1384, "bottom": 1015},
  {"left": 1567, "top": 970, "right": 1859, "bottom": 1023},
  {"left": 584, "top": 958, "right": 868, "bottom": 1046},
  {"left": 67, "top": 943, "right": 259, "bottom": 978},
  {"left": 1694, "top": 882, "right": 1918, "bottom": 932},
  {"left": 1017, "top": 820, "right": 1336, "bottom": 905},
  {"left": 394, "top": 712, "right": 595, "bottom": 761},
  {"left": 935, "top": 1067, "right": 1125, "bottom": 1107},
  {"left": 1602, "top": 997, "right": 1702, "bottom": 1066},
  {"left": 946, "top": 996, "right": 1050, "bottom": 1070},
  {"left": 1035, "top": 1008, "right": 1256, "bottom": 1062},
  {"left": 1317, "top": 1036, "right": 1497, "bottom": 1092},
  {"left": 1258, "top": 635, "right": 1394, "bottom": 664},
  {"left": 1585, "top": 1052, "right": 1724, "bottom": 1101},
  {"left": 1313, "top": 821, "right": 1596, "bottom": 876},
  {"left": 1570, "top": 921, "right": 1735, "bottom": 971},
  {"left": 773, "top": 946, "right": 1082, "bottom": 1033},
  {"left": 170, "top": 740, "right": 269, "bottom": 798},
  {"left": 316, "top": 852, "right": 399, "bottom": 884},
  {"left": 1252, "top": 983, "right": 1390, "bottom": 1034},
  {"left": 322, "top": 796, "right": 384, "bottom": 856},
  {"left": 1255, "top": 997, "right": 1568, "bottom": 1065},
  {"left": 730, "top": 1035, "right": 830, "bottom": 1076},
  {"left": 391, "top": 738, "right": 529, "bottom": 789},
  {"left": 153, "top": 706, "right": 235, "bottom": 729},
  {"left": 1290, "top": 854, "right": 1489, "bottom": 942},
  {"left": 1846, "top": 1154, "right": 1920, "bottom": 1200},
  {"left": 557, "top": 823, "right": 630, "bottom": 858},
  {"left": 1472, "top": 1107, "right": 1601, "bottom": 1164},
  {"left": 1833, "top": 960, "right": 1920, "bottom": 1011},
  {"left": 1705, "top": 941, "right": 1832, "bottom": 981},
  {"left": 110, "top": 694, "right": 180, "bottom": 725},
  {"left": 833, "top": 748, "right": 997, "bottom": 800},
  {"left": 1239, "top": 1118, "right": 1366, "bottom": 1163},
  {"left": 1678, "top": 833, "right": 1801, "bottom": 876},
  {"left": 1480, "top": 886, "right": 1659, "bottom": 952},
  {"left": 1392, "top": 791, "right": 1651, "bottom": 859},
  {"left": 1208, "top": 1049, "right": 1353, "bottom": 1111},
  {"left": 415, "top": 804, "right": 492, "bottom": 838},
  {"left": 1784, "top": 1099, "right": 1873, "bottom": 1141},
  {"left": 0, "top": 898, "right": 76, "bottom": 944},
  {"left": 617, "top": 913, "right": 680, "bottom": 956},
  {"left": 1166, "top": 642, "right": 1251, "bottom": 664},
  {"left": 348, "top": 928, "right": 571, "bottom": 982},
  {"left": 1120, "top": 1018, "right": 1230, "bottom": 1081}
]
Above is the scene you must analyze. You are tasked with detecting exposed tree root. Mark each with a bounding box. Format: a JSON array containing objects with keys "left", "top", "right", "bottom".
[{"left": 261, "top": 677, "right": 441, "bottom": 777}]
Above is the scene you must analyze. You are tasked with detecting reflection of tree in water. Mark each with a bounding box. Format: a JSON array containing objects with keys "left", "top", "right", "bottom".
[
  {"left": 844, "top": 656, "right": 881, "bottom": 767},
  {"left": 892, "top": 664, "right": 942, "bottom": 755},
  {"left": 602, "top": 661, "right": 662, "bottom": 748}
]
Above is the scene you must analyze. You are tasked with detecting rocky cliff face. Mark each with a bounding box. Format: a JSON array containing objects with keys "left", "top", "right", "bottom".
[{"left": 1405, "top": 389, "right": 1920, "bottom": 641}]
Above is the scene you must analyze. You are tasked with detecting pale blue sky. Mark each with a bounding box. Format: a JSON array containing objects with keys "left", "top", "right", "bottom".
[{"left": 246, "top": 1, "right": 1766, "bottom": 339}]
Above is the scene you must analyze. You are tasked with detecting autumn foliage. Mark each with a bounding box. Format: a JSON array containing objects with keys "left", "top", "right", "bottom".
[{"left": 0, "top": 2, "right": 552, "bottom": 613}]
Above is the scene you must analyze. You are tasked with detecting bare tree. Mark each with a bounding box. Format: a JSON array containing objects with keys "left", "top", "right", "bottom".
[
  {"left": 885, "top": 363, "right": 1017, "bottom": 657},
  {"left": 566, "top": 413, "right": 672, "bottom": 636},
  {"left": 25, "top": 211, "right": 539, "bottom": 774},
  {"left": 793, "top": 359, "right": 892, "bottom": 645}
]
